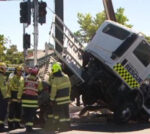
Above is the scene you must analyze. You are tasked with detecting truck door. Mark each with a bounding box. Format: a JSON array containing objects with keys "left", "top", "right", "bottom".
[{"left": 118, "top": 39, "right": 150, "bottom": 88}]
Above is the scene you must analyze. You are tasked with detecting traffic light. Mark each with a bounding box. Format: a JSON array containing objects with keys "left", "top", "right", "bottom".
[
  {"left": 23, "top": 33, "right": 30, "bottom": 49},
  {"left": 38, "top": 1, "right": 47, "bottom": 24},
  {"left": 20, "top": 0, "right": 31, "bottom": 24}
]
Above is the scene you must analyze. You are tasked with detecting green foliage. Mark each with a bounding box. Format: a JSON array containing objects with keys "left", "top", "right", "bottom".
[
  {"left": 115, "top": 8, "right": 133, "bottom": 28},
  {"left": 74, "top": 11, "right": 106, "bottom": 43},
  {"left": 0, "top": 35, "right": 7, "bottom": 61},
  {"left": 0, "top": 34, "right": 24, "bottom": 64},
  {"left": 75, "top": 7, "right": 133, "bottom": 43},
  {"left": 143, "top": 34, "right": 150, "bottom": 44},
  {"left": 6, "top": 45, "right": 24, "bottom": 64}
]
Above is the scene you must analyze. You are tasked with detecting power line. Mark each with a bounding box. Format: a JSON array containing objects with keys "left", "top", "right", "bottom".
[
  {"left": 47, "top": 6, "right": 55, "bottom": 14},
  {"left": 0, "top": 0, "right": 22, "bottom": 1}
]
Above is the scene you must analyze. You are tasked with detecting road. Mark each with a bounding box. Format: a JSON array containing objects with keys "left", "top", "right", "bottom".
[
  {"left": 5, "top": 116, "right": 150, "bottom": 134},
  {"left": 3, "top": 105, "right": 150, "bottom": 134},
  {"left": 4, "top": 121, "right": 150, "bottom": 134}
]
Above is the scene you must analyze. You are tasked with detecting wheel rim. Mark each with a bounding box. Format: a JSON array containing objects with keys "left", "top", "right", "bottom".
[{"left": 121, "top": 107, "right": 131, "bottom": 122}]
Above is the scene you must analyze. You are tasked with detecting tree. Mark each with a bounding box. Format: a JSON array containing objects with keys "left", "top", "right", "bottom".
[
  {"left": 6, "top": 45, "right": 24, "bottom": 64},
  {"left": 115, "top": 8, "right": 132, "bottom": 28},
  {"left": 0, "top": 35, "right": 7, "bottom": 62},
  {"left": 75, "top": 7, "right": 133, "bottom": 43},
  {"left": 0, "top": 34, "right": 24, "bottom": 65}
]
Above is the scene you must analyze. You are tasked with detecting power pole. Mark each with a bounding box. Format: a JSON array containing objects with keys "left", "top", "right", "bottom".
[
  {"left": 103, "top": 0, "right": 116, "bottom": 22},
  {"left": 55, "top": 0, "right": 64, "bottom": 53},
  {"left": 23, "top": 24, "right": 27, "bottom": 65},
  {"left": 22, "top": 0, "right": 28, "bottom": 66},
  {"left": 33, "top": 0, "right": 39, "bottom": 66},
  {"left": 23, "top": 0, "right": 26, "bottom": 65}
]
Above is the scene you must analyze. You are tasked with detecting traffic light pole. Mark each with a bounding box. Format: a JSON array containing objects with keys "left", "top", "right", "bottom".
[
  {"left": 33, "top": 0, "right": 38, "bottom": 66},
  {"left": 23, "top": 24, "right": 27, "bottom": 65},
  {"left": 23, "top": 0, "right": 27, "bottom": 66}
]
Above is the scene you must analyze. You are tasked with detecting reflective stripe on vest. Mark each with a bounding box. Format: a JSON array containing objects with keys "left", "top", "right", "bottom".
[
  {"left": 22, "top": 104, "right": 38, "bottom": 108},
  {"left": 25, "top": 122, "right": 33, "bottom": 126},
  {"left": 59, "top": 118, "right": 70, "bottom": 122},
  {"left": 0, "top": 120, "right": 4, "bottom": 124},
  {"left": 14, "top": 118, "right": 21, "bottom": 122},
  {"left": 57, "top": 100, "right": 70, "bottom": 105},
  {"left": 8, "top": 118, "right": 14, "bottom": 122},
  {"left": 22, "top": 99, "right": 38, "bottom": 108},
  {"left": 23, "top": 89, "right": 38, "bottom": 96},
  {"left": 48, "top": 114, "right": 53, "bottom": 118}
]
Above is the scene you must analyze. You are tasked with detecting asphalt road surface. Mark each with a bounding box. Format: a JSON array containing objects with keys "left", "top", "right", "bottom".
[
  {"left": 2, "top": 122, "right": 150, "bottom": 134},
  {"left": 2, "top": 105, "right": 150, "bottom": 134},
  {"left": 4, "top": 117, "right": 150, "bottom": 134}
]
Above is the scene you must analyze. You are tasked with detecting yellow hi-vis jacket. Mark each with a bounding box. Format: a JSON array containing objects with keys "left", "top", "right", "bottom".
[
  {"left": 48, "top": 72, "right": 53, "bottom": 85},
  {"left": 8, "top": 74, "right": 24, "bottom": 101},
  {"left": 0, "top": 73, "right": 8, "bottom": 99},
  {"left": 50, "top": 73, "right": 71, "bottom": 105}
]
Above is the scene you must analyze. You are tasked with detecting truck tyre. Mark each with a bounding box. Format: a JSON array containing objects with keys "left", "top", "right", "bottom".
[
  {"left": 137, "top": 109, "right": 150, "bottom": 123},
  {"left": 114, "top": 103, "right": 132, "bottom": 124}
]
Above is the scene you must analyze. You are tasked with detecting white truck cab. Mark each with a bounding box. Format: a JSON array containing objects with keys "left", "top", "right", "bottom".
[{"left": 86, "top": 20, "right": 150, "bottom": 89}]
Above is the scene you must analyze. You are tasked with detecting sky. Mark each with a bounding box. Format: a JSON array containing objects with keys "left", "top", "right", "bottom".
[{"left": 0, "top": 0, "right": 150, "bottom": 51}]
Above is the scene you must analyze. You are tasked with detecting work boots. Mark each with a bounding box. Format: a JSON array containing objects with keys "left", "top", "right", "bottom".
[
  {"left": 8, "top": 122, "right": 15, "bottom": 131},
  {"left": 58, "top": 122, "right": 71, "bottom": 132},
  {"left": 14, "top": 122, "right": 22, "bottom": 129},
  {"left": 26, "top": 126, "right": 33, "bottom": 133},
  {"left": 0, "top": 124, "right": 8, "bottom": 132}
]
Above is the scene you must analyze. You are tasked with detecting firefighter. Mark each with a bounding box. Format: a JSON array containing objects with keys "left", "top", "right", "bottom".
[
  {"left": 0, "top": 62, "right": 9, "bottom": 132},
  {"left": 8, "top": 65, "right": 24, "bottom": 130},
  {"left": 45, "top": 62, "right": 71, "bottom": 132},
  {"left": 17, "top": 67, "right": 43, "bottom": 133}
]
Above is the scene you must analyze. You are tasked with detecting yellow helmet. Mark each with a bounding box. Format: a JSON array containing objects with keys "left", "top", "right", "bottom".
[
  {"left": 16, "top": 65, "right": 23, "bottom": 71},
  {"left": 52, "top": 62, "right": 62, "bottom": 73},
  {"left": 0, "top": 62, "right": 6, "bottom": 67},
  {"left": 0, "top": 62, "right": 7, "bottom": 72}
]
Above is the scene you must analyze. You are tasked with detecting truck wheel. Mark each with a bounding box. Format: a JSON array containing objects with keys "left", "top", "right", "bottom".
[
  {"left": 114, "top": 104, "right": 132, "bottom": 124},
  {"left": 137, "top": 109, "right": 150, "bottom": 123}
]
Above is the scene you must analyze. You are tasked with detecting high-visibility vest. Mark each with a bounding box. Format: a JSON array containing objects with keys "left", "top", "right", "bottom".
[
  {"left": 22, "top": 77, "right": 39, "bottom": 108},
  {"left": 23, "top": 78, "right": 38, "bottom": 96}
]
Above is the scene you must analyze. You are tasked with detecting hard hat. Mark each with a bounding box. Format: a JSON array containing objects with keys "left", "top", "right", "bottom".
[
  {"left": 52, "top": 62, "right": 62, "bottom": 73},
  {"left": 29, "top": 68, "right": 39, "bottom": 76},
  {"left": 0, "top": 62, "right": 6, "bottom": 67},
  {"left": 16, "top": 65, "right": 23, "bottom": 71},
  {"left": 0, "top": 62, "right": 7, "bottom": 72}
]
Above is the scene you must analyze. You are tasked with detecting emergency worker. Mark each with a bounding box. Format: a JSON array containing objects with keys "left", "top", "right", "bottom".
[
  {"left": 45, "top": 62, "right": 71, "bottom": 132},
  {"left": 8, "top": 65, "right": 24, "bottom": 130},
  {"left": 43, "top": 71, "right": 53, "bottom": 131},
  {"left": 0, "top": 62, "right": 9, "bottom": 132},
  {"left": 17, "top": 67, "right": 43, "bottom": 133}
]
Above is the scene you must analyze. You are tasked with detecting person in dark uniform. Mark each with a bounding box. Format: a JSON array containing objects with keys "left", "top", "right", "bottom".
[{"left": 18, "top": 67, "right": 43, "bottom": 133}]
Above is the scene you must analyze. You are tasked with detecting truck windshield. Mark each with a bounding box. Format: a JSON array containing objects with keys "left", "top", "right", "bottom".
[
  {"left": 133, "top": 40, "right": 150, "bottom": 67},
  {"left": 102, "top": 24, "right": 130, "bottom": 40}
]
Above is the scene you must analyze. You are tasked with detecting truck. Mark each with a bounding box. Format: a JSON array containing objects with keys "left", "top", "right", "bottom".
[{"left": 49, "top": 15, "right": 150, "bottom": 123}]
